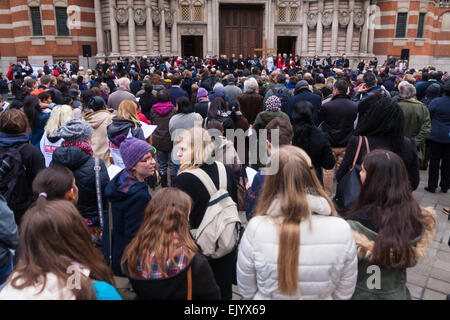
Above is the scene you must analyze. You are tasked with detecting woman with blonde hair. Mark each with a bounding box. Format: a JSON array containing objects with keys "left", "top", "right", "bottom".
[
  {"left": 121, "top": 188, "right": 220, "bottom": 300},
  {"left": 40, "top": 104, "right": 74, "bottom": 167},
  {"left": 107, "top": 99, "right": 145, "bottom": 168},
  {"left": 237, "top": 145, "right": 357, "bottom": 300},
  {"left": 172, "top": 127, "right": 238, "bottom": 300}
]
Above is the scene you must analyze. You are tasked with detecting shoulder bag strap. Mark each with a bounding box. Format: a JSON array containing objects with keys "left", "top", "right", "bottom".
[
  {"left": 184, "top": 166, "right": 217, "bottom": 197},
  {"left": 216, "top": 161, "right": 228, "bottom": 190},
  {"left": 108, "top": 201, "right": 113, "bottom": 266},
  {"left": 350, "top": 136, "right": 363, "bottom": 172},
  {"left": 187, "top": 266, "right": 192, "bottom": 300},
  {"left": 94, "top": 158, "right": 104, "bottom": 236},
  {"left": 364, "top": 136, "right": 371, "bottom": 153}
]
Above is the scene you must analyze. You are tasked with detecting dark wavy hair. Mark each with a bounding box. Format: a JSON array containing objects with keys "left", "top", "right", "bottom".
[{"left": 354, "top": 95, "right": 405, "bottom": 158}]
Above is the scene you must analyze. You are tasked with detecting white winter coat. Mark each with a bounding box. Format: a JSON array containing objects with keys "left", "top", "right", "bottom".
[{"left": 237, "top": 195, "right": 358, "bottom": 300}]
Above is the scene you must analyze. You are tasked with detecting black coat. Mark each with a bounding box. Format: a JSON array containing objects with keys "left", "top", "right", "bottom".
[
  {"left": 292, "top": 125, "right": 336, "bottom": 184},
  {"left": 0, "top": 133, "right": 45, "bottom": 224},
  {"left": 319, "top": 94, "right": 358, "bottom": 148},
  {"left": 336, "top": 136, "right": 420, "bottom": 191},
  {"left": 168, "top": 86, "right": 188, "bottom": 106},
  {"left": 52, "top": 146, "right": 109, "bottom": 225},
  {"left": 172, "top": 162, "right": 238, "bottom": 300},
  {"left": 128, "top": 253, "right": 221, "bottom": 300},
  {"left": 138, "top": 92, "right": 157, "bottom": 119}
]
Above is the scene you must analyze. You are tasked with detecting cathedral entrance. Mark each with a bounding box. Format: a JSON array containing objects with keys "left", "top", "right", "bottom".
[
  {"left": 219, "top": 4, "right": 263, "bottom": 58},
  {"left": 181, "top": 36, "right": 203, "bottom": 58},
  {"left": 277, "top": 37, "right": 296, "bottom": 56}
]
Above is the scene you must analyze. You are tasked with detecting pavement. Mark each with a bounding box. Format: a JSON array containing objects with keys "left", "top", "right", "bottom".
[{"left": 232, "top": 170, "right": 450, "bottom": 300}]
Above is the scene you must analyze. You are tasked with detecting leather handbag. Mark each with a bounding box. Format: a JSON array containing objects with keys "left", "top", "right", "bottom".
[
  {"left": 237, "top": 167, "right": 247, "bottom": 211},
  {"left": 334, "top": 136, "right": 370, "bottom": 212}
]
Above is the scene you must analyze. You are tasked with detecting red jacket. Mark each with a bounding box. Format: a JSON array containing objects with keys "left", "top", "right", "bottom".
[
  {"left": 137, "top": 109, "right": 151, "bottom": 125},
  {"left": 7, "top": 66, "right": 13, "bottom": 80}
]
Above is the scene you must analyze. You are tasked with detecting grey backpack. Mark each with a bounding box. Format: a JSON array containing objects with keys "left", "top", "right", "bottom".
[{"left": 185, "top": 162, "right": 241, "bottom": 259}]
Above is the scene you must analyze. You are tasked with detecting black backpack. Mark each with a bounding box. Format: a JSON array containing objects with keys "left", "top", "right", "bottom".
[
  {"left": 274, "top": 88, "right": 290, "bottom": 112},
  {"left": 0, "top": 144, "right": 27, "bottom": 213}
]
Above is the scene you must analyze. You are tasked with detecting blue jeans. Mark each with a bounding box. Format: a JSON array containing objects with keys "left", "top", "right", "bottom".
[
  {"left": 0, "top": 252, "right": 13, "bottom": 290},
  {"left": 156, "top": 150, "right": 177, "bottom": 176}
]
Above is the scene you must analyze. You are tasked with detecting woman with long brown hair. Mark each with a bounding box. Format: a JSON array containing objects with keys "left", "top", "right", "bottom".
[
  {"left": 121, "top": 188, "right": 220, "bottom": 300},
  {"left": 346, "top": 150, "right": 436, "bottom": 300},
  {"left": 237, "top": 145, "right": 357, "bottom": 299},
  {"left": 0, "top": 197, "right": 121, "bottom": 300}
]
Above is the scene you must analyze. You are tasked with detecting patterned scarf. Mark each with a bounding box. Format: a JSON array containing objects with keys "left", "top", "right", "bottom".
[{"left": 62, "top": 141, "right": 94, "bottom": 157}]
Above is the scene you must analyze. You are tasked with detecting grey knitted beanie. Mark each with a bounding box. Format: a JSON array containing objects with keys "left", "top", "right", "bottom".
[{"left": 56, "top": 119, "right": 93, "bottom": 143}]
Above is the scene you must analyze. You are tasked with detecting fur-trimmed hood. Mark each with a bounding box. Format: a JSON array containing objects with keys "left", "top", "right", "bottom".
[{"left": 348, "top": 207, "right": 436, "bottom": 262}]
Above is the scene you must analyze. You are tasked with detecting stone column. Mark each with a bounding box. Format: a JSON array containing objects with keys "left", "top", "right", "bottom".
[
  {"left": 128, "top": 0, "right": 136, "bottom": 56},
  {"left": 346, "top": 0, "right": 354, "bottom": 53},
  {"left": 159, "top": 0, "right": 166, "bottom": 55},
  {"left": 170, "top": 0, "right": 177, "bottom": 55},
  {"left": 145, "top": 0, "right": 153, "bottom": 54},
  {"left": 316, "top": 0, "right": 323, "bottom": 54},
  {"left": 207, "top": 0, "right": 213, "bottom": 55},
  {"left": 94, "top": 0, "right": 105, "bottom": 57},
  {"left": 109, "top": 0, "right": 120, "bottom": 56},
  {"left": 368, "top": 1, "right": 375, "bottom": 54},
  {"left": 360, "top": 0, "right": 370, "bottom": 53},
  {"left": 331, "top": 0, "right": 339, "bottom": 54},
  {"left": 301, "top": 0, "right": 308, "bottom": 55},
  {"left": 213, "top": 0, "right": 219, "bottom": 54}
]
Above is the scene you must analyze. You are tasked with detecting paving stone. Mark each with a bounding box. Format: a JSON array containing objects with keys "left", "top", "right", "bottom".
[
  {"left": 437, "top": 251, "right": 450, "bottom": 263},
  {"left": 430, "top": 266, "right": 450, "bottom": 282},
  {"left": 434, "top": 259, "right": 450, "bottom": 272},
  {"left": 439, "top": 243, "right": 450, "bottom": 253},
  {"left": 422, "top": 289, "right": 447, "bottom": 300},
  {"left": 407, "top": 271, "right": 428, "bottom": 287},
  {"left": 427, "top": 278, "right": 450, "bottom": 294},
  {"left": 406, "top": 283, "right": 423, "bottom": 299}
]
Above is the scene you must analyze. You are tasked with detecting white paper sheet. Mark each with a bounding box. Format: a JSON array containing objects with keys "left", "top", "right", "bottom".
[
  {"left": 245, "top": 167, "right": 258, "bottom": 186},
  {"left": 140, "top": 122, "right": 157, "bottom": 139},
  {"left": 107, "top": 164, "right": 123, "bottom": 180}
]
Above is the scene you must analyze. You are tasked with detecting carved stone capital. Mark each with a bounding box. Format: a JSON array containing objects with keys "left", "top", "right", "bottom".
[
  {"left": 115, "top": 6, "right": 129, "bottom": 24},
  {"left": 134, "top": 7, "right": 146, "bottom": 25},
  {"left": 306, "top": 12, "right": 317, "bottom": 28},
  {"left": 152, "top": 7, "right": 162, "bottom": 26},
  {"left": 165, "top": 9, "right": 174, "bottom": 27},
  {"left": 322, "top": 10, "right": 332, "bottom": 28},
  {"left": 354, "top": 11, "right": 365, "bottom": 27},
  {"left": 339, "top": 10, "right": 350, "bottom": 27}
]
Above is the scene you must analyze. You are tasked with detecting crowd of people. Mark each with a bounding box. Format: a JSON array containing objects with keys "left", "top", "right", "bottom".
[{"left": 0, "top": 51, "right": 448, "bottom": 300}]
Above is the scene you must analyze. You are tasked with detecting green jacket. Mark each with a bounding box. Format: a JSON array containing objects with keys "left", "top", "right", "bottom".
[
  {"left": 398, "top": 99, "right": 431, "bottom": 161},
  {"left": 347, "top": 207, "right": 435, "bottom": 300},
  {"left": 253, "top": 110, "right": 290, "bottom": 132}
]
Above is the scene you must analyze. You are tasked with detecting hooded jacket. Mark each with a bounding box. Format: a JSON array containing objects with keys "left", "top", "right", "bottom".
[
  {"left": 0, "top": 133, "right": 45, "bottom": 223},
  {"left": 237, "top": 195, "right": 358, "bottom": 300},
  {"left": 127, "top": 253, "right": 221, "bottom": 300},
  {"left": 83, "top": 110, "right": 113, "bottom": 167},
  {"left": 107, "top": 118, "right": 145, "bottom": 146},
  {"left": 105, "top": 169, "right": 151, "bottom": 276},
  {"left": 346, "top": 207, "right": 435, "bottom": 300},
  {"left": 149, "top": 102, "right": 176, "bottom": 152},
  {"left": 51, "top": 146, "right": 109, "bottom": 226}
]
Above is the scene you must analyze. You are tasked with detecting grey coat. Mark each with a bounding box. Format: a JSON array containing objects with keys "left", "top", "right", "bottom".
[{"left": 0, "top": 195, "right": 18, "bottom": 267}]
